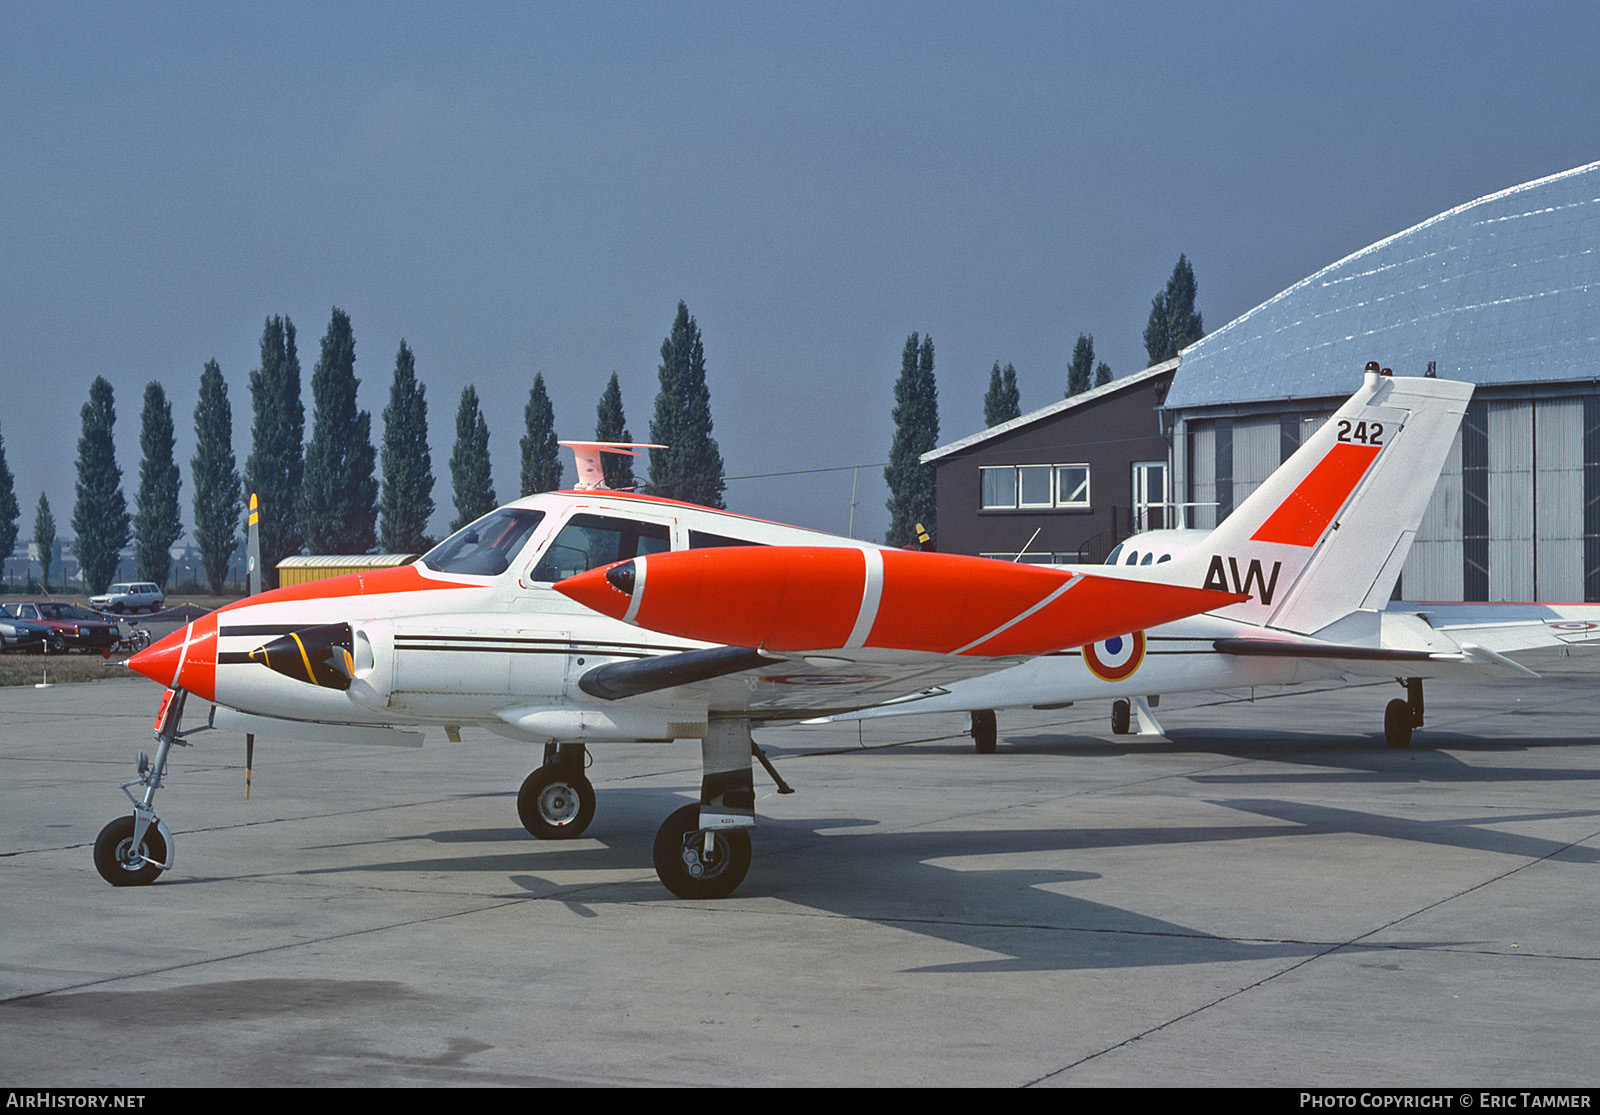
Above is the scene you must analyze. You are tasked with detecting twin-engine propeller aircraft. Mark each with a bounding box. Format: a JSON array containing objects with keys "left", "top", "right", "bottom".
[
  {"left": 834, "top": 368, "right": 1600, "bottom": 751},
  {"left": 101, "top": 369, "right": 1453, "bottom": 898}
]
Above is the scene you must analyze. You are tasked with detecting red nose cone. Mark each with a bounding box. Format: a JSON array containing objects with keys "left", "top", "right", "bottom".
[{"left": 127, "top": 613, "right": 219, "bottom": 700}]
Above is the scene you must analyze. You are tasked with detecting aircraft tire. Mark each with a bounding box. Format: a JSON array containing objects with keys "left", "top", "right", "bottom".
[
  {"left": 1384, "top": 698, "right": 1413, "bottom": 749},
  {"left": 1111, "top": 699, "right": 1131, "bottom": 735},
  {"left": 517, "top": 767, "right": 595, "bottom": 839},
  {"left": 93, "top": 815, "right": 166, "bottom": 887},
  {"left": 970, "top": 709, "right": 997, "bottom": 754},
  {"left": 652, "top": 803, "right": 751, "bottom": 900}
]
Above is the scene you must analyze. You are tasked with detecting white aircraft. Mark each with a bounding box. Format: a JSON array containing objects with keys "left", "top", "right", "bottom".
[
  {"left": 100, "top": 369, "right": 1468, "bottom": 898},
  {"left": 836, "top": 371, "right": 1600, "bottom": 753}
]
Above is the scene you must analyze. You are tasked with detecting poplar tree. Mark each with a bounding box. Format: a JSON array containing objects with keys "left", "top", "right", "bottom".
[
  {"left": 1095, "top": 362, "right": 1113, "bottom": 388},
  {"left": 450, "top": 385, "right": 496, "bottom": 531},
  {"left": 73, "top": 376, "right": 132, "bottom": 593},
  {"left": 595, "top": 372, "right": 635, "bottom": 489},
  {"left": 983, "top": 362, "right": 1021, "bottom": 426},
  {"left": 885, "top": 333, "right": 939, "bottom": 548},
  {"left": 0, "top": 422, "right": 19, "bottom": 581},
  {"left": 648, "top": 301, "right": 725, "bottom": 508},
  {"left": 520, "top": 373, "right": 563, "bottom": 494},
  {"left": 1067, "top": 334, "right": 1095, "bottom": 397},
  {"left": 244, "top": 316, "right": 304, "bottom": 587},
  {"left": 133, "top": 381, "right": 182, "bottom": 587},
  {"left": 380, "top": 340, "right": 435, "bottom": 554},
  {"left": 298, "top": 308, "right": 378, "bottom": 553},
  {"left": 34, "top": 494, "right": 55, "bottom": 592},
  {"left": 191, "top": 360, "right": 241, "bottom": 594},
  {"left": 1143, "top": 254, "right": 1204, "bottom": 365}
]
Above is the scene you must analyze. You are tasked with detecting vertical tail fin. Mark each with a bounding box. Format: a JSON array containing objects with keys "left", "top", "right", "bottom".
[{"left": 1163, "top": 368, "right": 1473, "bottom": 631}]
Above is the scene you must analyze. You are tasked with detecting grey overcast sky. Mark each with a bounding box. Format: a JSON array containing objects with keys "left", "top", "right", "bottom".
[{"left": 4, "top": 0, "right": 1598, "bottom": 548}]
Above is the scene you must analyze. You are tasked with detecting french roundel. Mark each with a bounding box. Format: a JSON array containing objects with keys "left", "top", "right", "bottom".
[{"left": 1083, "top": 630, "right": 1146, "bottom": 682}]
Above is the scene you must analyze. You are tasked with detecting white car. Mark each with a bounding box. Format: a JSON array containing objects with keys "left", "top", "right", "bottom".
[{"left": 89, "top": 582, "right": 165, "bottom": 614}]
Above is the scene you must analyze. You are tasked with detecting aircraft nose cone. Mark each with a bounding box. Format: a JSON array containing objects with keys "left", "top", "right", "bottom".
[
  {"left": 128, "top": 627, "right": 187, "bottom": 687},
  {"left": 124, "top": 612, "right": 220, "bottom": 700}
]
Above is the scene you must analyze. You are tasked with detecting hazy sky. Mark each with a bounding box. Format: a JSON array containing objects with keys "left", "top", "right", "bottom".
[{"left": 4, "top": 1, "right": 1598, "bottom": 548}]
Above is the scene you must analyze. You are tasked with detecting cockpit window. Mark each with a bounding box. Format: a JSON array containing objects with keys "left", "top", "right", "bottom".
[
  {"left": 529, "top": 513, "right": 672, "bottom": 582},
  {"left": 422, "top": 509, "right": 546, "bottom": 576},
  {"left": 688, "top": 529, "right": 766, "bottom": 549},
  {"left": 1105, "top": 543, "right": 1124, "bottom": 565}
]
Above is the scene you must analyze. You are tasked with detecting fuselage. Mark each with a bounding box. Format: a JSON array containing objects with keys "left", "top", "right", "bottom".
[{"left": 130, "top": 490, "right": 873, "bottom": 737}]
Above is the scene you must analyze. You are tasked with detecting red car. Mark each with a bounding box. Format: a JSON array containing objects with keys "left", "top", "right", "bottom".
[{"left": 1, "top": 601, "right": 121, "bottom": 654}]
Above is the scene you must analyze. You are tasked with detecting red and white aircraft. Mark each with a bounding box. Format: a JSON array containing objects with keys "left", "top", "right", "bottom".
[
  {"left": 101, "top": 367, "right": 1461, "bottom": 898},
  {"left": 834, "top": 371, "right": 1600, "bottom": 751}
]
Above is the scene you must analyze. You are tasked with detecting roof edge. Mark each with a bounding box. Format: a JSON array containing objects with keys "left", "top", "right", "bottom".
[{"left": 923, "top": 358, "right": 1179, "bottom": 464}]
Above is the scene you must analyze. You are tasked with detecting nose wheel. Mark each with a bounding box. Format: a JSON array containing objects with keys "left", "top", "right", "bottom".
[{"left": 93, "top": 815, "right": 168, "bottom": 886}]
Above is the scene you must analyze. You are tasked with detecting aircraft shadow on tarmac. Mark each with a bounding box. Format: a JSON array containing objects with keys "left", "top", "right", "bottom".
[
  {"left": 993, "top": 726, "right": 1600, "bottom": 788},
  {"left": 262, "top": 785, "right": 1520, "bottom": 975}
]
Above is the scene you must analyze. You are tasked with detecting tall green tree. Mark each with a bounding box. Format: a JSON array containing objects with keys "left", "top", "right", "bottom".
[
  {"left": 1067, "top": 334, "right": 1096, "bottom": 397},
  {"left": 379, "top": 340, "right": 435, "bottom": 554},
  {"left": 0, "top": 422, "right": 19, "bottom": 583},
  {"left": 1143, "top": 253, "right": 1204, "bottom": 365},
  {"left": 73, "top": 376, "right": 132, "bottom": 594},
  {"left": 983, "top": 361, "right": 1021, "bottom": 426},
  {"left": 133, "top": 381, "right": 182, "bottom": 587},
  {"left": 450, "top": 385, "right": 496, "bottom": 531},
  {"left": 298, "top": 308, "right": 378, "bottom": 553},
  {"left": 885, "top": 333, "right": 939, "bottom": 548},
  {"left": 191, "top": 359, "right": 241, "bottom": 594},
  {"left": 520, "top": 373, "right": 564, "bottom": 494},
  {"left": 33, "top": 493, "right": 55, "bottom": 592},
  {"left": 244, "top": 315, "right": 304, "bottom": 587},
  {"left": 1094, "top": 361, "right": 1112, "bottom": 388},
  {"left": 648, "top": 301, "right": 725, "bottom": 508},
  {"left": 595, "top": 372, "right": 635, "bottom": 489}
]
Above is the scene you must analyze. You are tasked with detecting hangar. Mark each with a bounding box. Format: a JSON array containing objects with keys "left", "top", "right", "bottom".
[{"left": 928, "top": 159, "right": 1600, "bottom": 601}]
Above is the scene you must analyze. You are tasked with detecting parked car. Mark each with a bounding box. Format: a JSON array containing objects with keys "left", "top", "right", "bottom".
[
  {"left": 1, "top": 602, "right": 121, "bottom": 653},
  {"left": 89, "top": 582, "right": 165, "bottom": 614},
  {"left": 0, "top": 615, "right": 52, "bottom": 653}
]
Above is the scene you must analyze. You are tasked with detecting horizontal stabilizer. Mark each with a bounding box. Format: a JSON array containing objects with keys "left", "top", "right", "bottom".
[{"left": 1212, "top": 637, "right": 1444, "bottom": 662}]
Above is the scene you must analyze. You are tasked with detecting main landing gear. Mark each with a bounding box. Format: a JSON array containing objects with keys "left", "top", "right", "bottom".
[
  {"left": 517, "top": 718, "right": 789, "bottom": 899},
  {"left": 94, "top": 687, "right": 188, "bottom": 886},
  {"left": 1385, "top": 677, "right": 1425, "bottom": 748},
  {"left": 517, "top": 743, "right": 596, "bottom": 839}
]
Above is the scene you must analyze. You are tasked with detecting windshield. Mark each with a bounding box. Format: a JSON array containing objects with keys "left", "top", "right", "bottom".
[
  {"left": 421, "top": 509, "right": 546, "bottom": 576},
  {"left": 39, "top": 603, "right": 91, "bottom": 619}
]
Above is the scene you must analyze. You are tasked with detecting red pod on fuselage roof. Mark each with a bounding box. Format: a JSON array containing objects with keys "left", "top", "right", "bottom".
[{"left": 554, "top": 545, "right": 1245, "bottom": 657}]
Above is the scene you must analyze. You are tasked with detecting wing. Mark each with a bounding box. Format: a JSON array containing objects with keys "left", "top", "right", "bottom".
[{"left": 573, "top": 641, "right": 1037, "bottom": 719}]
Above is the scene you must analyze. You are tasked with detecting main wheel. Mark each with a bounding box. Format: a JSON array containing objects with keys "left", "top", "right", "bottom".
[
  {"left": 652, "top": 803, "right": 751, "bottom": 899},
  {"left": 970, "top": 709, "right": 997, "bottom": 754},
  {"left": 93, "top": 815, "right": 167, "bottom": 886},
  {"left": 1384, "top": 698, "right": 1413, "bottom": 749},
  {"left": 517, "top": 767, "right": 595, "bottom": 839},
  {"left": 1111, "top": 699, "right": 1132, "bottom": 735}
]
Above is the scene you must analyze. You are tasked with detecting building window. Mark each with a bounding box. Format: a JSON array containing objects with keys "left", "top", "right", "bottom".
[
  {"left": 1018, "top": 465, "right": 1054, "bottom": 508},
  {"left": 980, "top": 467, "right": 1018, "bottom": 509},
  {"left": 978, "top": 464, "right": 1092, "bottom": 510},
  {"left": 1056, "top": 465, "right": 1090, "bottom": 509}
]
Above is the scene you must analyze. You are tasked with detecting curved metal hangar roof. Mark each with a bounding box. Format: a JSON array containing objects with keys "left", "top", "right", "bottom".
[{"left": 1167, "top": 159, "right": 1600, "bottom": 409}]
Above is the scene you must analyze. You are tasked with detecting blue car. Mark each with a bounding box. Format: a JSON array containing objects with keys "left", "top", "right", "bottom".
[{"left": 0, "top": 614, "right": 53, "bottom": 653}]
